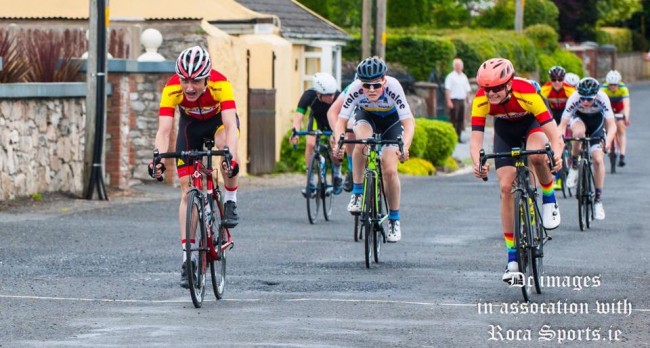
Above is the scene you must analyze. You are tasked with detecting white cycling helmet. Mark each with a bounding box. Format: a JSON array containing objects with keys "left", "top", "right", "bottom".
[
  {"left": 605, "top": 70, "right": 622, "bottom": 85},
  {"left": 564, "top": 72, "right": 580, "bottom": 87},
  {"left": 175, "top": 46, "right": 212, "bottom": 80},
  {"left": 312, "top": 72, "right": 338, "bottom": 94}
]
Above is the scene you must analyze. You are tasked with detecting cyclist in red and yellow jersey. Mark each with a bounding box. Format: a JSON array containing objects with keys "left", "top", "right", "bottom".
[
  {"left": 149, "top": 46, "right": 240, "bottom": 288},
  {"left": 470, "top": 58, "right": 563, "bottom": 283},
  {"left": 540, "top": 66, "right": 576, "bottom": 124},
  {"left": 601, "top": 70, "right": 631, "bottom": 167}
]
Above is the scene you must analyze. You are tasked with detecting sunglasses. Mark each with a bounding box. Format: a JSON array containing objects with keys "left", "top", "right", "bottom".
[
  {"left": 362, "top": 82, "right": 384, "bottom": 90},
  {"left": 483, "top": 84, "right": 508, "bottom": 93},
  {"left": 580, "top": 96, "right": 595, "bottom": 102},
  {"left": 551, "top": 78, "right": 564, "bottom": 82}
]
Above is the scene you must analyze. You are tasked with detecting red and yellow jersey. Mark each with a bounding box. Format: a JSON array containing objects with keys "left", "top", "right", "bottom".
[
  {"left": 159, "top": 70, "right": 236, "bottom": 119},
  {"left": 601, "top": 82, "right": 629, "bottom": 114},
  {"left": 540, "top": 82, "right": 575, "bottom": 111},
  {"left": 471, "top": 77, "right": 553, "bottom": 132}
]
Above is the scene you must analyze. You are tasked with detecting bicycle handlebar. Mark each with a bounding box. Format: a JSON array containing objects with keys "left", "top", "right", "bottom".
[
  {"left": 336, "top": 133, "right": 404, "bottom": 154},
  {"left": 152, "top": 147, "right": 233, "bottom": 180},
  {"left": 479, "top": 144, "right": 554, "bottom": 182},
  {"left": 291, "top": 128, "right": 333, "bottom": 150},
  {"left": 564, "top": 136, "right": 607, "bottom": 154}
]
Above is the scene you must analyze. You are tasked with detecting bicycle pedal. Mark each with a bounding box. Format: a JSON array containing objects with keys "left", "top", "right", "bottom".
[{"left": 229, "top": 241, "right": 234, "bottom": 250}]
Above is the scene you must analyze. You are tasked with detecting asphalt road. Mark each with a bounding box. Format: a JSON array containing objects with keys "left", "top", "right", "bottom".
[{"left": 1, "top": 84, "right": 649, "bottom": 347}]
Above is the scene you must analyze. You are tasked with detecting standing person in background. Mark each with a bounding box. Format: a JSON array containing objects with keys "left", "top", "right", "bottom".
[
  {"left": 445, "top": 58, "right": 472, "bottom": 142},
  {"left": 601, "top": 70, "right": 631, "bottom": 167}
]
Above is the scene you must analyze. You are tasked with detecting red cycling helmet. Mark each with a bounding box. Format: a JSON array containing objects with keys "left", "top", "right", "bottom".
[{"left": 476, "top": 58, "right": 515, "bottom": 88}]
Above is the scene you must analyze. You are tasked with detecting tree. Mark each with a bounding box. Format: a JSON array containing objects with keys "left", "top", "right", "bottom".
[
  {"left": 551, "top": 0, "right": 600, "bottom": 42},
  {"left": 474, "top": 0, "right": 558, "bottom": 30},
  {"left": 597, "top": 0, "right": 643, "bottom": 25}
]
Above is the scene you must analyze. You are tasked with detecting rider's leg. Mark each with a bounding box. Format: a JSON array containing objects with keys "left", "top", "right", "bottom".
[
  {"left": 304, "top": 135, "right": 316, "bottom": 185},
  {"left": 496, "top": 166, "right": 518, "bottom": 275},
  {"left": 616, "top": 119, "right": 627, "bottom": 165},
  {"left": 592, "top": 148, "right": 605, "bottom": 199},
  {"left": 381, "top": 146, "right": 401, "bottom": 213}
]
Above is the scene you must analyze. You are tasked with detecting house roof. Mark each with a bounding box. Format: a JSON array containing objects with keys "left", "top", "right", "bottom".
[
  {"left": 0, "top": 0, "right": 273, "bottom": 22},
  {"left": 235, "top": 0, "right": 351, "bottom": 41}
]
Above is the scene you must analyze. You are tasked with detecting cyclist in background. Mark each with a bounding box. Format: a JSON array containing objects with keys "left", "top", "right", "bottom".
[
  {"left": 540, "top": 66, "right": 576, "bottom": 125},
  {"left": 333, "top": 57, "right": 414, "bottom": 242},
  {"left": 470, "top": 58, "right": 563, "bottom": 283},
  {"left": 149, "top": 46, "right": 241, "bottom": 288},
  {"left": 559, "top": 77, "right": 617, "bottom": 220},
  {"left": 564, "top": 72, "right": 580, "bottom": 88},
  {"left": 327, "top": 82, "right": 357, "bottom": 192},
  {"left": 601, "top": 70, "right": 631, "bottom": 167},
  {"left": 290, "top": 72, "right": 344, "bottom": 195}
]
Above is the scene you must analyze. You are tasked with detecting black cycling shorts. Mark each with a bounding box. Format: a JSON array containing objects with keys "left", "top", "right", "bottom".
[
  {"left": 493, "top": 117, "right": 542, "bottom": 169},
  {"left": 175, "top": 112, "right": 240, "bottom": 177},
  {"left": 354, "top": 109, "right": 404, "bottom": 143}
]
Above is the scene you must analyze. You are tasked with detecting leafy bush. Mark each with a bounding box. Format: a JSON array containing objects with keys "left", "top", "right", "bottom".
[
  {"left": 538, "top": 49, "right": 584, "bottom": 83},
  {"left": 596, "top": 27, "right": 633, "bottom": 53},
  {"left": 524, "top": 24, "right": 559, "bottom": 53},
  {"left": 414, "top": 118, "right": 457, "bottom": 167},
  {"left": 410, "top": 124, "right": 428, "bottom": 158},
  {"left": 276, "top": 129, "right": 308, "bottom": 173},
  {"left": 474, "top": 0, "right": 558, "bottom": 31},
  {"left": 398, "top": 157, "right": 436, "bottom": 176}
]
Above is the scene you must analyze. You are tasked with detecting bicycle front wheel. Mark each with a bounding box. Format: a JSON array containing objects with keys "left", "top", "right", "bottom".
[
  {"left": 322, "top": 152, "right": 334, "bottom": 221},
  {"left": 514, "top": 192, "right": 532, "bottom": 302},
  {"left": 362, "top": 174, "right": 375, "bottom": 269},
  {"left": 306, "top": 154, "right": 321, "bottom": 224},
  {"left": 210, "top": 224, "right": 226, "bottom": 300},
  {"left": 186, "top": 190, "right": 207, "bottom": 308},
  {"left": 577, "top": 165, "right": 587, "bottom": 231},
  {"left": 529, "top": 198, "right": 544, "bottom": 295}
]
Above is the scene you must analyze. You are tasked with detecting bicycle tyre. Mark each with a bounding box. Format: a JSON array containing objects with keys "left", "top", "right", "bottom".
[
  {"left": 322, "top": 152, "right": 334, "bottom": 221},
  {"left": 354, "top": 214, "right": 362, "bottom": 242},
  {"left": 186, "top": 190, "right": 206, "bottom": 308},
  {"left": 514, "top": 191, "right": 532, "bottom": 302},
  {"left": 587, "top": 165, "right": 596, "bottom": 224},
  {"left": 609, "top": 147, "right": 616, "bottom": 174},
  {"left": 306, "top": 154, "right": 321, "bottom": 224},
  {"left": 210, "top": 193, "right": 226, "bottom": 300},
  {"left": 584, "top": 164, "right": 592, "bottom": 229},
  {"left": 560, "top": 153, "right": 569, "bottom": 199},
  {"left": 577, "top": 164, "right": 587, "bottom": 231},
  {"left": 529, "top": 198, "right": 544, "bottom": 294},
  {"left": 363, "top": 174, "right": 374, "bottom": 269},
  {"left": 373, "top": 175, "right": 384, "bottom": 264}
]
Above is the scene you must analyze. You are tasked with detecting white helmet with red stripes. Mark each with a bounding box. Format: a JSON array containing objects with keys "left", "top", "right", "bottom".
[{"left": 175, "top": 46, "right": 212, "bottom": 80}]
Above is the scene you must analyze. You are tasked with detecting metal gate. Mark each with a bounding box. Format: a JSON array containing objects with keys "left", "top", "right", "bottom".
[{"left": 247, "top": 88, "right": 276, "bottom": 175}]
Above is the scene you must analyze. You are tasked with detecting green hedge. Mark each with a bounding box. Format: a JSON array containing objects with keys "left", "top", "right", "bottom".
[
  {"left": 524, "top": 24, "right": 559, "bottom": 53},
  {"left": 596, "top": 27, "right": 633, "bottom": 53},
  {"left": 538, "top": 49, "right": 585, "bottom": 83},
  {"left": 414, "top": 118, "right": 457, "bottom": 167},
  {"left": 398, "top": 157, "right": 436, "bottom": 176}
]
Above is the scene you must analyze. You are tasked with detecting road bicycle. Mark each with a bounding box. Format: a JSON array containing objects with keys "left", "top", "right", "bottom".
[
  {"left": 557, "top": 142, "right": 573, "bottom": 198},
  {"left": 479, "top": 145, "right": 554, "bottom": 302},
  {"left": 338, "top": 134, "right": 403, "bottom": 269},
  {"left": 293, "top": 129, "right": 336, "bottom": 224},
  {"left": 153, "top": 139, "right": 234, "bottom": 308},
  {"left": 564, "top": 136, "right": 603, "bottom": 231}
]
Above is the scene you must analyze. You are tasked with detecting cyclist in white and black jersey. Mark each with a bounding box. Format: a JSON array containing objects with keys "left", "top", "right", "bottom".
[
  {"left": 558, "top": 77, "right": 617, "bottom": 220},
  {"left": 333, "top": 57, "right": 414, "bottom": 242}
]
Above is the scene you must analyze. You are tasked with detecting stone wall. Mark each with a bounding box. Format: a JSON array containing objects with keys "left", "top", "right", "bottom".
[{"left": 0, "top": 98, "right": 86, "bottom": 200}]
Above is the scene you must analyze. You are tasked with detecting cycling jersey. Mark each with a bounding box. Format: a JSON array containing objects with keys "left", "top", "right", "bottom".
[
  {"left": 561, "top": 91, "right": 614, "bottom": 121},
  {"left": 296, "top": 89, "right": 341, "bottom": 131},
  {"left": 159, "top": 70, "right": 236, "bottom": 120},
  {"left": 471, "top": 77, "right": 553, "bottom": 132},
  {"left": 541, "top": 82, "right": 575, "bottom": 123},
  {"left": 339, "top": 76, "right": 413, "bottom": 120},
  {"left": 600, "top": 82, "right": 629, "bottom": 114}
]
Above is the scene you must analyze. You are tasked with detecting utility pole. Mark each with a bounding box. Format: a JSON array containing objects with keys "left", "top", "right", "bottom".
[
  {"left": 374, "top": 0, "right": 386, "bottom": 59},
  {"left": 514, "top": 0, "right": 524, "bottom": 33},
  {"left": 83, "top": 0, "right": 109, "bottom": 200},
  {"left": 361, "top": 0, "right": 372, "bottom": 59}
]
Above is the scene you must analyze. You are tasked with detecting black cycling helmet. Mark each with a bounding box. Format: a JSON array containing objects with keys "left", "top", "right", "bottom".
[
  {"left": 356, "top": 57, "right": 387, "bottom": 81},
  {"left": 548, "top": 66, "right": 566, "bottom": 80},
  {"left": 577, "top": 77, "right": 600, "bottom": 97}
]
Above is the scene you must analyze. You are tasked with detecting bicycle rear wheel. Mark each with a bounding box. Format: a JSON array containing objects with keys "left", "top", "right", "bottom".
[
  {"left": 362, "top": 174, "right": 374, "bottom": 268},
  {"left": 322, "top": 152, "right": 334, "bottom": 221},
  {"left": 609, "top": 146, "right": 617, "bottom": 174},
  {"left": 353, "top": 214, "right": 362, "bottom": 242},
  {"left": 514, "top": 192, "right": 532, "bottom": 302},
  {"left": 306, "top": 154, "right": 321, "bottom": 224},
  {"left": 210, "top": 195, "right": 226, "bottom": 300},
  {"left": 186, "top": 190, "right": 207, "bottom": 308}
]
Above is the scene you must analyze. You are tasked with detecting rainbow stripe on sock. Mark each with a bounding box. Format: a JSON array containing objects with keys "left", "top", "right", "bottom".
[
  {"left": 540, "top": 179, "right": 556, "bottom": 204},
  {"left": 504, "top": 232, "right": 516, "bottom": 262}
]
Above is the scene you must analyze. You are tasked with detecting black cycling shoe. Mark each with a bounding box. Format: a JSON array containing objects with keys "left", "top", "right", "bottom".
[
  {"left": 619, "top": 155, "right": 626, "bottom": 167},
  {"left": 180, "top": 260, "right": 195, "bottom": 289},
  {"left": 333, "top": 176, "right": 343, "bottom": 195},
  {"left": 343, "top": 171, "right": 353, "bottom": 192},
  {"left": 223, "top": 200, "right": 239, "bottom": 228}
]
